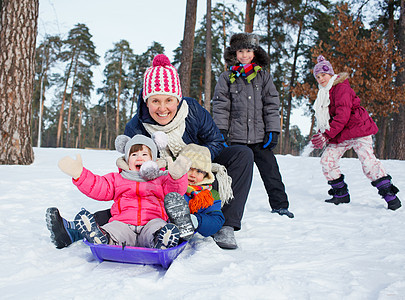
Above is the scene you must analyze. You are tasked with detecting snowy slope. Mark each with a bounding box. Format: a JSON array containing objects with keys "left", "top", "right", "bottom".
[{"left": 1, "top": 147, "right": 404, "bottom": 300}]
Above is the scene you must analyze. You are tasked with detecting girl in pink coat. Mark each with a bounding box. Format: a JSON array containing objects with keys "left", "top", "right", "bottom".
[
  {"left": 57, "top": 133, "right": 192, "bottom": 249},
  {"left": 310, "top": 55, "right": 401, "bottom": 211}
]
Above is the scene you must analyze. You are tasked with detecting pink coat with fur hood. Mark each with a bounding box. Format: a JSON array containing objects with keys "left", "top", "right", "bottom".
[
  {"left": 324, "top": 72, "right": 378, "bottom": 144},
  {"left": 73, "top": 168, "right": 188, "bottom": 226}
]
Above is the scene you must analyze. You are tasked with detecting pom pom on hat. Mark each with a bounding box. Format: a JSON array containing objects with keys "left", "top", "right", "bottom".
[
  {"left": 313, "top": 55, "right": 334, "bottom": 78},
  {"left": 152, "top": 54, "right": 171, "bottom": 67},
  {"left": 142, "top": 54, "right": 182, "bottom": 102}
]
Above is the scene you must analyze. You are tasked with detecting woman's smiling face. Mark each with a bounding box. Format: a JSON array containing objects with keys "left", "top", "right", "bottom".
[{"left": 146, "top": 95, "right": 179, "bottom": 125}]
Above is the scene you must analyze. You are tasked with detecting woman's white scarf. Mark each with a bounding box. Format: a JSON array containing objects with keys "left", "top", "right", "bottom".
[
  {"left": 143, "top": 101, "right": 189, "bottom": 158},
  {"left": 314, "top": 74, "right": 338, "bottom": 133}
]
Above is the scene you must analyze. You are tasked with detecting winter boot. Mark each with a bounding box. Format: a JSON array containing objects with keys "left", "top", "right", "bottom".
[
  {"left": 271, "top": 208, "right": 294, "bottom": 218},
  {"left": 371, "top": 175, "right": 402, "bottom": 211},
  {"left": 325, "top": 174, "right": 350, "bottom": 205},
  {"left": 154, "top": 223, "right": 180, "bottom": 249},
  {"left": 164, "top": 192, "right": 195, "bottom": 241},
  {"left": 45, "top": 207, "right": 83, "bottom": 249},
  {"left": 213, "top": 225, "right": 237, "bottom": 249},
  {"left": 74, "top": 209, "right": 109, "bottom": 244}
]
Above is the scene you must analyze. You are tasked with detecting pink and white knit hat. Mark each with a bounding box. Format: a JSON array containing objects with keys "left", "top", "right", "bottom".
[
  {"left": 142, "top": 54, "right": 182, "bottom": 102},
  {"left": 313, "top": 55, "right": 334, "bottom": 78}
]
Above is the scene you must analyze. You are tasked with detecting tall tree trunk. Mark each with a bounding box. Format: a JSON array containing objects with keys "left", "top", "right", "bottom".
[
  {"left": 56, "top": 51, "right": 75, "bottom": 147},
  {"left": 244, "top": 0, "right": 257, "bottom": 33},
  {"left": 0, "top": 0, "right": 38, "bottom": 165},
  {"left": 391, "top": 0, "right": 405, "bottom": 159},
  {"left": 222, "top": 7, "right": 227, "bottom": 70},
  {"left": 204, "top": 0, "right": 212, "bottom": 113},
  {"left": 65, "top": 61, "right": 78, "bottom": 148},
  {"left": 116, "top": 54, "right": 123, "bottom": 136},
  {"left": 77, "top": 95, "right": 83, "bottom": 148},
  {"left": 284, "top": 18, "right": 304, "bottom": 154},
  {"left": 178, "top": 0, "right": 198, "bottom": 97}
]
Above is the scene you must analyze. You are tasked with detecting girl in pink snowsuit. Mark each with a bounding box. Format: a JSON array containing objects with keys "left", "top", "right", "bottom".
[
  {"left": 310, "top": 55, "right": 401, "bottom": 210},
  {"left": 57, "top": 134, "right": 191, "bottom": 249}
]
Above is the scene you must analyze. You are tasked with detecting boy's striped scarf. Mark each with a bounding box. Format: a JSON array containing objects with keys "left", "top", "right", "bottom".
[
  {"left": 186, "top": 185, "right": 214, "bottom": 214},
  {"left": 229, "top": 63, "right": 262, "bottom": 84}
]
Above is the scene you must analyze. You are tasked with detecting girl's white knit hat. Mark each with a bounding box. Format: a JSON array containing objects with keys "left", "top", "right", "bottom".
[{"left": 142, "top": 54, "right": 182, "bottom": 102}]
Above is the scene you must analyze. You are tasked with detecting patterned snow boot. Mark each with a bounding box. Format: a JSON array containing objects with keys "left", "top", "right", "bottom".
[
  {"left": 325, "top": 174, "right": 350, "bottom": 205},
  {"left": 371, "top": 175, "right": 402, "bottom": 211},
  {"left": 164, "top": 192, "right": 195, "bottom": 241},
  {"left": 154, "top": 223, "right": 180, "bottom": 249},
  {"left": 74, "top": 208, "right": 109, "bottom": 244},
  {"left": 46, "top": 207, "right": 83, "bottom": 249}
]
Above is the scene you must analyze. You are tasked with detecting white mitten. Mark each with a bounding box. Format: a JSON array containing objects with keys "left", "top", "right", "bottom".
[
  {"left": 156, "top": 157, "right": 167, "bottom": 169},
  {"left": 58, "top": 154, "right": 83, "bottom": 179},
  {"left": 167, "top": 154, "right": 192, "bottom": 180},
  {"left": 116, "top": 155, "right": 129, "bottom": 171},
  {"left": 139, "top": 160, "right": 160, "bottom": 181}
]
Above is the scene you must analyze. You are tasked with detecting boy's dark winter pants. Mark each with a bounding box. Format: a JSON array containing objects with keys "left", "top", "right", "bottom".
[{"left": 247, "top": 143, "right": 289, "bottom": 210}]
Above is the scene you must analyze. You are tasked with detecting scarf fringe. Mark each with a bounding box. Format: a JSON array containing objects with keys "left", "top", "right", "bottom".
[{"left": 212, "top": 163, "right": 234, "bottom": 207}]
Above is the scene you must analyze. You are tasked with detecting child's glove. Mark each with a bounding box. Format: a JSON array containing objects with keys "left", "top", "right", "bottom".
[
  {"left": 263, "top": 132, "right": 278, "bottom": 150},
  {"left": 116, "top": 155, "right": 129, "bottom": 171},
  {"left": 311, "top": 133, "right": 328, "bottom": 149},
  {"left": 58, "top": 154, "right": 83, "bottom": 179},
  {"left": 167, "top": 154, "right": 192, "bottom": 180},
  {"left": 219, "top": 129, "right": 229, "bottom": 147}
]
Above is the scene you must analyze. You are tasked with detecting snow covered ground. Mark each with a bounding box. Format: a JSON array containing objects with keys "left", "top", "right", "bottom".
[{"left": 1, "top": 147, "right": 404, "bottom": 299}]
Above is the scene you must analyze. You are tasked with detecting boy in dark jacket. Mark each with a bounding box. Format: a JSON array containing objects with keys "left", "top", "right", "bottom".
[
  {"left": 212, "top": 32, "right": 294, "bottom": 223},
  {"left": 310, "top": 55, "right": 401, "bottom": 210}
]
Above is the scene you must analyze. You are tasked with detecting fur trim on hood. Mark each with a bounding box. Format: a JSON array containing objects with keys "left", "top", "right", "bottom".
[
  {"left": 333, "top": 72, "right": 349, "bottom": 86},
  {"left": 224, "top": 33, "right": 270, "bottom": 68}
]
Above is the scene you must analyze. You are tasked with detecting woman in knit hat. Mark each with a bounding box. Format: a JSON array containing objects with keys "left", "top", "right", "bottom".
[
  {"left": 310, "top": 55, "right": 401, "bottom": 210},
  {"left": 47, "top": 54, "right": 254, "bottom": 250},
  {"left": 47, "top": 133, "right": 192, "bottom": 249},
  {"left": 212, "top": 32, "right": 294, "bottom": 231}
]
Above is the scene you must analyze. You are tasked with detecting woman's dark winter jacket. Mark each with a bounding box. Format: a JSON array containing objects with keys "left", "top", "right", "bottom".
[
  {"left": 124, "top": 91, "right": 224, "bottom": 159},
  {"left": 324, "top": 73, "right": 378, "bottom": 144},
  {"left": 212, "top": 69, "right": 281, "bottom": 144}
]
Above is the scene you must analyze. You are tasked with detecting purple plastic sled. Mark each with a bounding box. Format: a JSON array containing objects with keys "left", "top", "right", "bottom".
[{"left": 83, "top": 239, "right": 188, "bottom": 269}]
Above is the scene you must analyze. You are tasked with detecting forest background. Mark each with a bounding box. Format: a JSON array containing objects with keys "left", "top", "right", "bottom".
[{"left": 1, "top": 0, "right": 405, "bottom": 165}]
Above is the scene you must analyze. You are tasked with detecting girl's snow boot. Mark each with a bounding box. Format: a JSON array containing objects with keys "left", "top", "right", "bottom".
[
  {"left": 74, "top": 208, "right": 109, "bottom": 244},
  {"left": 371, "top": 175, "right": 402, "bottom": 211},
  {"left": 46, "top": 207, "right": 83, "bottom": 249},
  {"left": 325, "top": 174, "right": 350, "bottom": 205},
  {"left": 154, "top": 223, "right": 180, "bottom": 249},
  {"left": 164, "top": 192, "right": 195, "bottom": 241}
]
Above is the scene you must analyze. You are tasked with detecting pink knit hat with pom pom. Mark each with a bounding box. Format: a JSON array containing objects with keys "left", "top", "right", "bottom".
[
  {"left": 142, "top": 54, "right": 182, "bottom": 102},
  {"left": 313, "top": 55, "right": 334, "bottom": 78}
]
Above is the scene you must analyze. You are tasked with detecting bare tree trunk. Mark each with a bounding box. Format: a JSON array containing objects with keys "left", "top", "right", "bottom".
[
  {"left": 244, "top": 0, "right": 257, "bottom": 33},
  {"left": 77, "top": 96, "right": 83, "bottom": 148},
  {"left": 376, "top": 117, "right": 388, "bottom": 158},
  {"left": 0, "top": 0, "right": 38, "bottom": 165},
  {"left": 65, "top": 62, "right": 77, "bottom": 148},
  {"left": 116, "top": 54, "right": 123, "bottom": 136},
  {"left": 204, "top": 0, "right": 212, "bottom": 113},
  {"left": 178, "top": 0, "right": 198, "bottom": 97},
  {"left": 391, "top": 0, "right": 405, "bottom": 159},
  {"left": 222, "top": 7, "right": 227, "bottom": 70},
  {"left": 56, "top": 51, "right": 75, "bottom": 147},
  {"left": 285, "top": 18, "right": 304, "bottom": 154}
]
